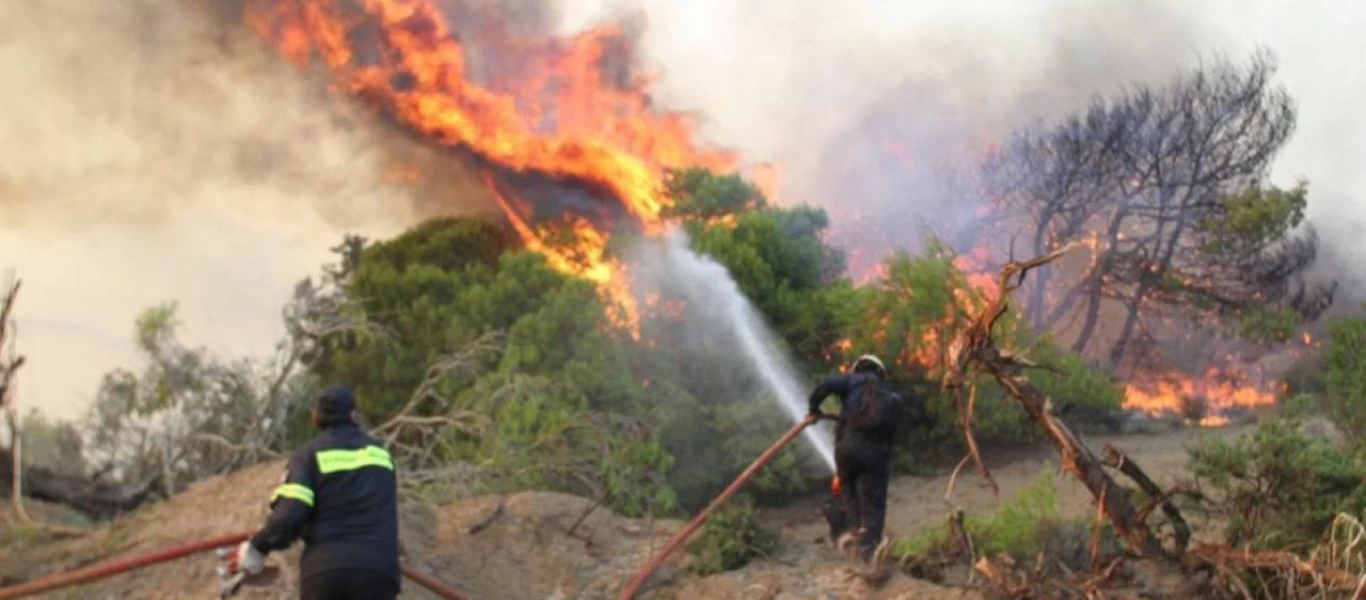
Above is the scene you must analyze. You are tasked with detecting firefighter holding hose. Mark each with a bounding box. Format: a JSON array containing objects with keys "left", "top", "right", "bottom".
[
  {"left": 235, "top": 384, "right": 402, "bottom": 600},
  {"left": 807, "top": 354, "right": 904, "bottom": 563}
]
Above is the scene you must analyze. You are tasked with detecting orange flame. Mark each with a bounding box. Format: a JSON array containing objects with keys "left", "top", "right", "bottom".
[
  {"left": 1122, "top": 367, "right": 1277, "bottom": 426},
  {"left": 245, "top": 1, "right": 739, "bottom": 332}
]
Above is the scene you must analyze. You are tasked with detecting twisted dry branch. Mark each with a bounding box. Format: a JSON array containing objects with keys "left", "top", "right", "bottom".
[{"left": 941, "top": 241, "right": 1166, "bottom": 560}]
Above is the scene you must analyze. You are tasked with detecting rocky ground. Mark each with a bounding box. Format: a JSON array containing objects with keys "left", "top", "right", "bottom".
[{"left": 0, "top": 421, "right": 1283, "bottom": 599}]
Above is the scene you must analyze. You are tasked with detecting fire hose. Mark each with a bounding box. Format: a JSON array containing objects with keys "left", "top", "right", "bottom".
[
  {"left": 0, "top": 530, "right": 472, "bottom": 600},
  {"left": 617, "top": 414, "right": 831, "bottom": 600},
  {"left": 1, "top": 417, "right": 826, "bottom": 600}
]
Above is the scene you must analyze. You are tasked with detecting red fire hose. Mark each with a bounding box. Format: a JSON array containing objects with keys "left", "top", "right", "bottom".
[
  {"left": 0, "top": 530, "right": 472, "bottom": 600},
  {"left": 617, "top": 415, "right": 827, "bottom": 600}
]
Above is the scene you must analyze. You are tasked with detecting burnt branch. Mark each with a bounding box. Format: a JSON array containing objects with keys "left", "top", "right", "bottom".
[
  {"left": 1102, "top": 443, "right": 1193, "bottom": 554},
  {"left": 942, "top": 240, "right": 1167, "bottom": 559},
  {"left": 945, "top": 382, "right": 998, "bottom": 498}
]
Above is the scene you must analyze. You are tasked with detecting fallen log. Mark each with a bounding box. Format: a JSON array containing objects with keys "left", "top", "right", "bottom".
[{"left": 16, "top": 467, "right": 161, "bottom": 520}]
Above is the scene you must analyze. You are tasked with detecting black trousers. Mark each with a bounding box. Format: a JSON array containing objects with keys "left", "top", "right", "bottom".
[
  {"left": 834, "top": 441, "right": 891, "bottom": 560},
  {"left": 301, "top": 568, "right": 399, "bottom": 600}
]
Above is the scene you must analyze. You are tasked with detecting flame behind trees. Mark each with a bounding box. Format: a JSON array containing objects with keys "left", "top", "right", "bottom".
[{"left": 988, "top": 51, "right": 1334, "bottom": 374}]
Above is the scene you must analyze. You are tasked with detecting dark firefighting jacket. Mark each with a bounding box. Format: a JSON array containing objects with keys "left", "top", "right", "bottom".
[
  {"left": 807, "top": 373, "right": 904, "bottom": 449},
  {"left": 249, "top": 423, "right": 400, "bottom": 585}
]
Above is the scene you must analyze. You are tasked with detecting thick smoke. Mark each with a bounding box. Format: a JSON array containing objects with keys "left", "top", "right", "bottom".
[
  {"left": 0, "top": 1, "right": 490, "bottom": 419},
  {"left": 554, "top": 2, "right": 1212, "bottom": 163},
  {"left": 553, "top": 1, "right": 1363, "bottom": 282}
]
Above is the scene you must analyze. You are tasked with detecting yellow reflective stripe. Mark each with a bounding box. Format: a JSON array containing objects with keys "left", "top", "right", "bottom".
[
  {"left": 271, "top": 483, "right": 315, "bottom": 507},
  {"left": 315, "top": 445, "right": 394, "bottom": 475}
]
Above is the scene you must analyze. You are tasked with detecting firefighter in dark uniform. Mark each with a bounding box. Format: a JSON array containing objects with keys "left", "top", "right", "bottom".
[
  {"left": 236, "top": 384, "right": 401, "bottom": 600},
  {"left": 807, "top": 354, "right": 903, "bottom": 563}
]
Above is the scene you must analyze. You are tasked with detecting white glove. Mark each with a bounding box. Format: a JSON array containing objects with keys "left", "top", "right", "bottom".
[{"left": 236, "top": 541, "right": 266, "bottom": 575}]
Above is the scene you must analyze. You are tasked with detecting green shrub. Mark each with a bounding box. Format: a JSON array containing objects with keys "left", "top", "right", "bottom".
[
  {"left": 1007, "top": 340, "right": 1126, "bottom": 436},
  {"left": 894, "top": 466, "right": 1061, "bottom": 559},
  {"left": 1188, "top": 415, "right": 1366, "bottom": 549},
  {"left": 966, "top": 467, "right": 1061, "bottom": 556},
  {"left": 685, "top": 495, "right": 780, "bottom": 575},
  {"left": 1322, "top": 315, "right": 1366, "bottom": 449}
]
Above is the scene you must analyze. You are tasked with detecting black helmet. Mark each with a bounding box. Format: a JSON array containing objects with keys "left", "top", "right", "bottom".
[{"left": 314, "top": 384, "right": 357, "bottom": 428}]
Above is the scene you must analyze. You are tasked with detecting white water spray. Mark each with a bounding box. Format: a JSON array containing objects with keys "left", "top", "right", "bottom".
[{"left": 630, "top": 228, "right": 837, "bottom": 472}]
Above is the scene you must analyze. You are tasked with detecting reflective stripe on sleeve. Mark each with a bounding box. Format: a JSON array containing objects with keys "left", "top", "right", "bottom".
[{"left": 270, "top": 483, "right": 315, "bottom": 506}]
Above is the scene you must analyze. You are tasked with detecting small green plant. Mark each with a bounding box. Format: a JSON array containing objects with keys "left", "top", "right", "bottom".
[
  {"left": 894, "top": 466, "right": 1060, "bottom": 560},
  {"left": 965, "top": 467, "right": 1060, "bottom": 556},
  {"left": 685, "top": 495, "right": 779, "bottom": 575}
]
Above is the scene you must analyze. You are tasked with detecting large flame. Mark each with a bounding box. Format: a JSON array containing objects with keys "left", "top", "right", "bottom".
[{"left": 245, "top": 0, "right": 738, "bottom": 332}]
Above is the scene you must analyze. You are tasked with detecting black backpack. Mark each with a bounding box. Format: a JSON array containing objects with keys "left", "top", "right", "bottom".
[{"left": 849, "top": 374, "right": 901, "bottom": 436}]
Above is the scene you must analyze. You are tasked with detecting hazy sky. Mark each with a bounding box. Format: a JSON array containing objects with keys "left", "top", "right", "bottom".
[{"left": 3, "top": 0, "right": 1363, "bottom": 421}]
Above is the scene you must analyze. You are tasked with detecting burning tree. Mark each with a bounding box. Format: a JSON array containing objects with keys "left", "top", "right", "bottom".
[{"left": 991, "top": 51, "right": 1334, "bottom": 372}]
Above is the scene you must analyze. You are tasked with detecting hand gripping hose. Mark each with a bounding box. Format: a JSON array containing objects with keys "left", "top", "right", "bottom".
[
  {"left": 617, "top": 415, "right": 827, "bottom": 600},
  {"left": 0, "top": 530, "right": 472, "bottom": 599}
]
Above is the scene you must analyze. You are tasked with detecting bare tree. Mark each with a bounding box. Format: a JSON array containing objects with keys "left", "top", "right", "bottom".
[{"left": 995, "top": 50, "right": 1333, "bottom": 369}]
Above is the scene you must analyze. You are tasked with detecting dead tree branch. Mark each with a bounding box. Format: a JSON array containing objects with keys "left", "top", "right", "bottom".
[
  {"left": 946, "top": 381, "right": 998, "bottom": 498},
  {"left": 942, "top": 240, "right": 1166, "bottom": 559},
  {"left": 1102, "top": 443, "right": 1193, "bottom": 554}
]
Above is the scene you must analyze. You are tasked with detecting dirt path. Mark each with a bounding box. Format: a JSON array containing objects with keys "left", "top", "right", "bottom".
[{"left": 769, "top": 424, "right": 1251, "bottom": 546}]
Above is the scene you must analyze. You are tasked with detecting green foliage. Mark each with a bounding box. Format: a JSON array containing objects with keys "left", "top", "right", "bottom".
[
  {"left": 1188, "top": 415, "right": 1366, "bottom": 549},
  {"left": 1238, "top": 305, "right": 1301, "bottom": 346},
  {"left": 1202, "top": 182, "right": 1309, "bottom": 253},
  {"left": 894, "top": 467, "right": 1060, "bottom": 559},
  {"left": 309, "top": 216, "right": 676, "bottom": 515},
  {"left": 1321, "top": 315, "right": 1366, "bottom": 446},
  {"left": 1029, "top": 342, "right": 1126, "bottom": 433},
  {"left": 685, "top": 495, "right": 779, "bottom": 575},
  {"left": 317, "top": 218, "right": 624, "bottom": 421},
  {"left": 676, "top": 191, "right": 847, "bottom": 363},
  {"left": 965, "top": 467, "right": 1060, "bottom": 557},
  {"left": 662, "top": 167, "right": 765, "bottom": 220}
]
